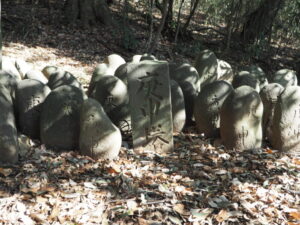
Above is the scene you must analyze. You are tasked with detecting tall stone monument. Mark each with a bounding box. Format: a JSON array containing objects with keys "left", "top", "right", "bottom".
[{"left": 127, "top": 61, "right": 173, "bottom": 153}]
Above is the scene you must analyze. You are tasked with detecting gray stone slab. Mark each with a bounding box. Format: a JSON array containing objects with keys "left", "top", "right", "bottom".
[
  {"left": 2, "top": 57, "right": 21, "bottom": 80},
  {"left": 40, "top": 85, "right": 85, "bottom": 151},
  {"left": 270, "top": 69, "right": 297, "bottom": 88},
  {"left": 41, "top": 66, "right": 59, "bottom": 79},
  {"left": 216, "top": 59, "right": 234, "bottom": 83},
  {"left": 271, "top": 86, "right": 300, "bottom": 154},
  {"left": 79, "top": 98, "right": 122, "bottom": 160},
  {"left": 170, "top": 80, "right": 186, "bottom": 132},
  {"left": 15, "top": 79, "right": 51, "bottom": 139},
  {"left": 194, "top": 80, "right": 233, "bottom": 138},
  {"left": 194, "top": 49, "right": 218, "bottom": 88},
  {"left": 47, "top": 69, "right": 82, "bottom": 90},
  {"left": 244, "top": 65, "right": 268, "bottom": 89},
  {"left": 220, "top": 85, "right": 263, "bottom": 150},
  {"left": 24, "top": 70, "right": 48, "bottom": 84},
  {"left": 103, "top": 54, "right": 126, "bottom": 72},
  {"left": 127, "top": 61, "right": 173, "bottom": 153},
  {"left": 92, "top": 76, "right": 131, "bottom": 135},
  {"left": 0, "top": 85, "right": 19, "bottom": 164},
  {"left": 232, "top": 71, "right": 260, "bottom": 92},
  {"left": 259, "top": 83, "right": 284, "bottom": 141}
]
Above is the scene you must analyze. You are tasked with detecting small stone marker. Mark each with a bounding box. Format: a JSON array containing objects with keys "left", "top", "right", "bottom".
[
  {"left": 41, "top": 66, "right": 59, "bottom": 79},
  {"left": 270, "top": 69, "right": 298, "bottom": 88},
  {"left": 140, "top": 54, "right": 157, "bottom": 61},
  {"left": 40, "top": 85, "right": 85, "bottom": 150},
  {"left": 170, "top": 80, "right": 186, "bottom": 132},
  {"left": 103, "top": 54, "right": 126, "bottom": 72},
  {"left": 271, "top": 86, "right": 300, "bottom": 154},
  {"left": 114, "top": 63, "right": 129, "bottom": 85},
  {"left": 194, "top": 49, "right": 218, "bottom": 88},
  {"left": 232, "top": 71, "right": 260, "bottom": 91},
  {"left": 15, "top": 59, "right": 32, "bottom": 78},
  {"left": 0, "top": 71, "right": 18, "bottom": 98},
  {"left": 169, "top": 63, "right": 200, "bottom": 125},
  {"left": 2, "top": 56, "right": 21, "bottom": 80},
  {"left": 127, "top": 61, "right": 174, "bottom": 153},
  {"left": 216, "top": 59, "right": 234, "bottom": 83},
  {"left": 244, "top": 65, "right": 268, "bottom": 89},
  {"left": 220, "top": 85, "right": 263, "bottom": 150},
  {"left": 92, "top": 75, "right": 130, "bottom": 133},
  {"left": 47, "top": 69, "right": 82, "bottom": 90},
  {"left": 87, "top": 63, "right": 114, "bottom": 96},
  {"left": 24, "top": 70, "right": 48, "bottom": 84},
  {"left": 259, "top": 83, "right": 284, "bottom": 140},
  {"left": 79, "top": 98, "right": 122, "bottom": 160},
  {"left": 15, "top": 79, "right": 51, "bottom": 139},
  {"left": 0, "top": 85, "right": 19, "bottom": 164},
  {"left": 132, "top": 55, "right": 142, "bottom": 63},
  {"left": 194, "top": 80, "right": 233, "bottom": 137}
]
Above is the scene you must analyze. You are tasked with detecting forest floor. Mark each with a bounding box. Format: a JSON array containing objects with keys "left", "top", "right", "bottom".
[{"left": 1, "top": 2, "right": 300, "bottom": 225}]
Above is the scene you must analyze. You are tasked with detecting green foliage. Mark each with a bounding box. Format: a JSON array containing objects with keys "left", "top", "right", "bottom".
[{"left": 174, "top": 40, "right": 204, "bottom": 56}]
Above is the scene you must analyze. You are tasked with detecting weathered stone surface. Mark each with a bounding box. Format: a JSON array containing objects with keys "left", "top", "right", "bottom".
[
  {"left": 170, "top": 80, "right": 186, "bottom": 132},
  {"left": 79, "top": 98, "right": 122, "bottom": 160},
  {"left": 220, "top": 86, "right": 263, "bottom": 150},
  {"left": 47, "top": 69, "right": 82, "bottom": 90},
  {"left": 132, "top": 55, "right": 142, "bottom": 63},
  {"left": 41, "top": 66, "right": 59, "bottom": 79},
  {"left": 127, "top": 61, "right": 174, "bottom": 153},
  {"left": 114, "top": 63, "right": 129, "bottom": 85},
  {"left": 232, "top": 71, "right": 260, "bottom": 91},
  {"left": 140, "top": 54, "right": 157, "bottom": 61},
  {"left": 216, "top": 59, "right": 234, "bottom": 82},
  {"left": 169, "top": 63, "right": 200, "bottom": 125},
  {"left": 194, "top": 49, "right": 218, "bottom": 88},
  {"left": 271, "top": 86, "right": 300, "bottom": 154},
  {"left": 92, "top": 76, "right": 130, "bottom": 133},
  {"left": 103, "top": 54, "right": 126, "bottom": 72},
  {"left": 40, "top": 85, "right": 85, "bottom": 150},
  {"left": 259, "top": 83, "right": 284, "bottom": 140},
  {"left": 244, "top": 65, "right": 268, "bottom": 89},
  {"left": 0, "top": 71, "right": 18, "bottom": 98},
  {"left": 194, "top": 80, "right": 233, "bottom": 137},
  {"left": 15, "top": 59, "right": 32, "bottom": 78},
  {"left": 270, "top": 69, "right": 297, "bottom": 88},
  {"left": 24, "top": 70, "right": 48, "bottom": 84},
  {"left": 87, "top": 63, "right": 114, "bottom": 96},
  {"left": 0, "top": 85, "right": 19, "bottom": 164},
  {"left": 15, "top": 79, "right": 51, "bottom": 139},
  {"left": 2, "top": 57, "right": 21, "bottom": 80}
]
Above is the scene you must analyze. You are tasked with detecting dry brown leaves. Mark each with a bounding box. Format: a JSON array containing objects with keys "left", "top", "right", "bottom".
[{"left": 0, "top": 132, "right": 299, "bottom": 225}]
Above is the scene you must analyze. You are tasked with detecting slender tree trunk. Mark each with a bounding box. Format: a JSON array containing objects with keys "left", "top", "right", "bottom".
[
  {"left": 148, "top": 0, "right": 168, "bottom": 54},
  {"left": 146, "top": 0, "right": 154, "bottom": 51},
  {"left": 174, "top": 0, "right": 184, "bottom": 44},
  {"left": 241, "top": 0, "right": 284, "bottom": 44},
  {"left": 163, "top": 0, "right": 173, "bottom": 34},
  {"left": 182, "top": 0, "right": 199, "bottom": 32}
]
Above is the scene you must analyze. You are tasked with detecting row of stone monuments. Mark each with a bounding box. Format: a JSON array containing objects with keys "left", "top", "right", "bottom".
[{"left": 0, "top": 50, "right": 298, "bottom": 164}]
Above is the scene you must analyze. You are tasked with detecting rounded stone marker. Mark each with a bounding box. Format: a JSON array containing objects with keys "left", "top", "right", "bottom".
[
  {"left": 140, "top": 54, "right": 157, "bottom": 61},
  {"left": 114, "top": 63, "right": 129, "bottom": 85},
  {"left": 0, "top": 71, "right": 18, "bottom": 98},
  {"left": 271, "top": 86, "right": 300, "bottom": 154},
  {"left": 40, "top": 85, "right": 85, "bottom": 151},
  {"left": 216, "top": 59, "right": 234, "bottom": 83},
  {"left": 169, "top": 63, "right": 200, "bottom": 125},
  {"left": 24, "top": 70, "right": 48, "bottom": 84},
  {"left": 2, "top": 56, "right": 21, "bottom": 80},
  {"left": 92, "top": 76, "right": 130, "bottom": 131},
  {"left": 170, "top": 80, "right": 186, "bottom": 132},
  {"left": 103, "top": 54, "right": 126, "bottom": 72},
  {"left": 47, "top": 69, "right": 82, "bottom": 90},
  {"left": 194, "top": 49, "right": 218, "bottom": 88},
  {"left": 194, "top": 80, "right": 233, "bottom": 137},
  {"left": 220, "top": 85, "right": 263, "bottom": 150},
  {"left": 87, "top": 63, "right": 114, "bottom": 96},
  {"left": 0, "top": 85, "right": 19, "bottom": 164},
  {"left": 15, "top": 79, "right": 51, "bottom": 139},
  {"left": 244, "top": 65, "right": 268, "bottom": 89},
  {"left": 232, "top": 71, "right": 260, "bottom": 92},
  {"left": 41, "top": 66, "right": 59, "bottom": 79},
  {"left": 15, "top": 59, "right": 32, "bottom": 78},
  {"left": 270, "top": 69, "right": 297, "bottom": 88},
  {"left": 79, "top": 98, "right": 122, "bottom": 160},
  {"left": 259, "top": 83, "right": 284, "bottom": 140},
  {"left": 132, "top": 55, "right": 142, "bottom": 63}
]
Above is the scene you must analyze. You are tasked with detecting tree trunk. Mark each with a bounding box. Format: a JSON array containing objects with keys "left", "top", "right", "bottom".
[
  {"left": 241, "top": 0, "right": 284, "bottom": 44},
  {"left": 148, "top": 0, "right": 168, "bottom": 54},
  {"left": 174, "top": 0, "right": 184, "bottom": 44},
  {"left": 0, "top": 1, "right": 2, "bottom": 70},
  {"left": 163, "top": 0, "right": 173, "bottom": 34},
  {"left": 65, "top": 0, "right": 115, "bottom": 27},
  {"left": 182, "top": 0, "right": 200, "bottom": 33}
]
